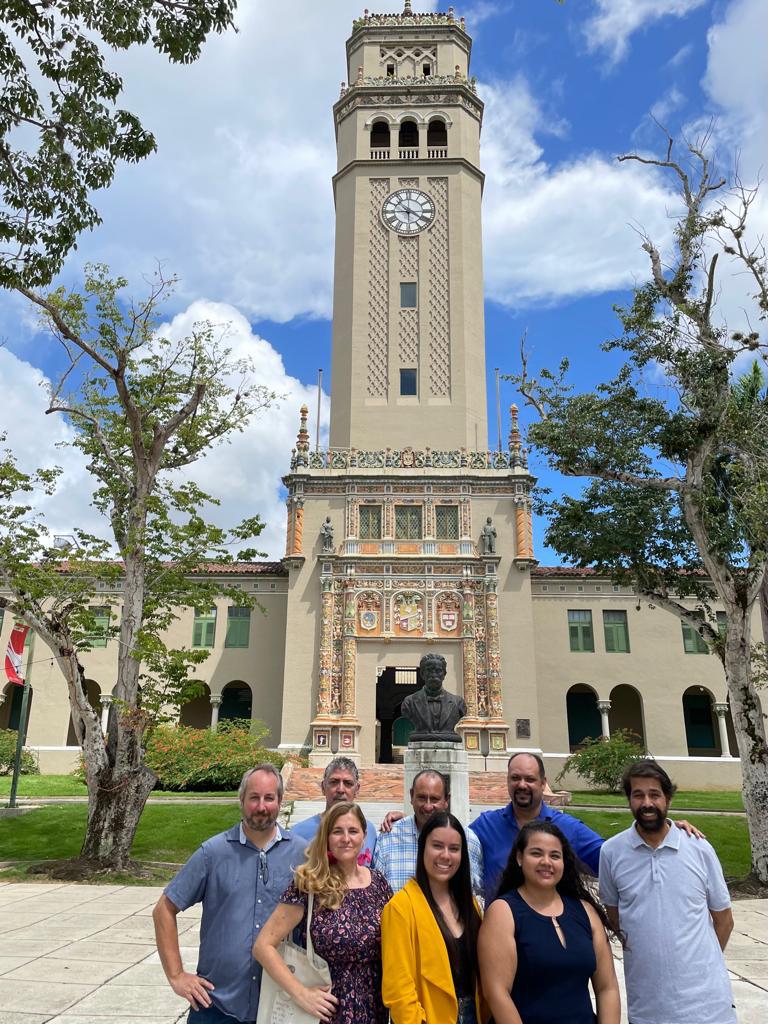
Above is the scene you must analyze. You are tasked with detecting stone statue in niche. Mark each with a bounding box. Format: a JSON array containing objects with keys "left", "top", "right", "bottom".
[
  {"left": 401, "top": 653, "right": 467, "bottom": 743},
  {"left": 320, "top": 516, "right": 335, "bottom": 552},
  {"left": 480, "top": 516, "right": 497, "bottom": 555}
]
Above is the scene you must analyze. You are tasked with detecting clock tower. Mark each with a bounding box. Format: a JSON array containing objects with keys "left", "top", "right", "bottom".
[
  {"left": 330, "top": 1, "right": 488, "bottom": 451},
  {"left": 278, "top": 5, "right": 539, "bottom": 770}
]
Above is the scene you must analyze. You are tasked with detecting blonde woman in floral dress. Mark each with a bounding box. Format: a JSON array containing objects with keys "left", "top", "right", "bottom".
[{"left": 254, "top": 801, "right": 392, "bottom": 1024}]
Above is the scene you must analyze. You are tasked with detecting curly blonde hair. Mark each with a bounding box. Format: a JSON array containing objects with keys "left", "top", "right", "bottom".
[{"left": 294, "top": 801, "right": 368, "bottom": 910}]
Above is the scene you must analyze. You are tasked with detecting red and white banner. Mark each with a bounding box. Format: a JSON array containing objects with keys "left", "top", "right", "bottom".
[{"left": 4, "top": 623, "right": 30, "bottom": 686}]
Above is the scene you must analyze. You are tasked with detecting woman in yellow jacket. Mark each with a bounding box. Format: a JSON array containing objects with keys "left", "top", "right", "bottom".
[{"left": 381, "top": 811, "right": 488, "bottom": 1024}]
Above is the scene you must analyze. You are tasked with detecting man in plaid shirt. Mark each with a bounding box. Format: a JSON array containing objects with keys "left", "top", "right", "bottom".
[{"left": 372, "top": 769, "right": 483, "bottom": 897}]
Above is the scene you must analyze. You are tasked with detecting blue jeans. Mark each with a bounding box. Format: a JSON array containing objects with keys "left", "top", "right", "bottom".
[
  {"left": 457, "top": 996, "right": 478, "bottom": 1024},
  {"left": 188, "top": 1004, "right": 253, "bottom": 1024}
]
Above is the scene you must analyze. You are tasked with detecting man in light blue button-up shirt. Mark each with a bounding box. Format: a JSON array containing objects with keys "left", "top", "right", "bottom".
[{"left": 153, "top": 764, "right": 304, "bottom": 1024}]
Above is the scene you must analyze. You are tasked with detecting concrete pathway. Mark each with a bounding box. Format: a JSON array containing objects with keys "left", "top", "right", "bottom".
[{"left": 0, "top": 881, "right": 766, "bottom": 1023}]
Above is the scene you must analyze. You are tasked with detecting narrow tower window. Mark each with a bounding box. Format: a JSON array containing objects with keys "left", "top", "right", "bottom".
[
  {"left": 386, "top": 63, "right": 396, "bottom": 77},
  {"left": 398, "top": 120, "right": 419, "bottom": 149},
  {"left": 400, "top": 282, "right": 417, "bottom": 308},
  {"left": 422, "top": 63, "right": 432, "bottom": 76},
  {"left": 370, "top": 120, "right": 390, "bottom": 149},
  {"left": 427, "top": 119, "right": 448, "bottom": 149},
  {"left": 400, "top": 368, "right": 417, "bottom": 396}
]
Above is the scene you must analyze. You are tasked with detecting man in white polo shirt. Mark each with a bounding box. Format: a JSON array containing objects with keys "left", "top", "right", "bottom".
[{"left": 599, "top": 760, "right": 735, "bottom": 1024}]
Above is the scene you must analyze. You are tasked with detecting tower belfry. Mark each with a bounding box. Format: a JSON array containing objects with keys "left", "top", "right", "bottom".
[{"left": 330, "top": 4, "right": 487, "bottom": 451}]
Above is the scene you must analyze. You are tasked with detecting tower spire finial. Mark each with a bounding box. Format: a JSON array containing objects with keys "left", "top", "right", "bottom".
[{"left": 403, "top": 0, "right": 412, "bottom": 13}]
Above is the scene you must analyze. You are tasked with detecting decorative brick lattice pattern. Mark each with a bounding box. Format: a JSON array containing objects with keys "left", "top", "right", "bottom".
[
  {"left": 398, "top": 234, "right": 419, "bottom": 279},
  {"left": 427, "top": 177, "right": 450, "bottom": 395},
  {"left": 368, "top": 178, "right": 390, "bottom": 397},
  {"left": 398, "top": 234, "right": 419, "bottom": 367},
  {"left": 399, "top": 177, "right": 419, "bottom": 189}
]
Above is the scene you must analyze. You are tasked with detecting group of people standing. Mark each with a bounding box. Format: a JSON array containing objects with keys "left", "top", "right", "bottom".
[{"left": 153, "top": 753, "right": 737, "bottom": 1024}]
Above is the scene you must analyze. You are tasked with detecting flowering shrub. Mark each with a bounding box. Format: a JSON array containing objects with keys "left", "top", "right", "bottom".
[
  {"left": 0, "top": 729, "right": 39, "bottom": 775},
  {"left": 556, "top": 729, "right": 647, "bottom": 793},
  {"left": 144, "top": 720, "right": 285, "bottom": 791}
]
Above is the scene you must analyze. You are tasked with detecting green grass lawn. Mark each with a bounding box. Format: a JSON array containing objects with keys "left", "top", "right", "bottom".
[
  {"left": 0, "top": 775, "right": 239, "bottom": 799},
  {"left": 0, "top": 804, "right": 241, "bottom": 866},
  {"left": 0, "top": 804, "right": 752, "bottom": 882},
  {"left": 569, "top": 790, "right": 744, "bottom": 812},
  {"left": 571, "top": 809, "right": 751, "bottom": 877}
]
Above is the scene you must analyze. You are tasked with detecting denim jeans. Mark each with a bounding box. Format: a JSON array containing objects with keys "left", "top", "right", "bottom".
[{"left": 188, "top": 1004, "right": 253, "bottom": 1024}]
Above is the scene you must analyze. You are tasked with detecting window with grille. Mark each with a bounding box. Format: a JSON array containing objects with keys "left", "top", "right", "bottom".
[
  {"left": 435, "top": 506, "right": 459, "bottom": 540},
  {"left": 225, "top": 607, "right": 251, "bottom": 648},
  {"left": 86, "top": 607, "right": 110, "bottom": 648},
  {"left": 716, "top": 611, "right": 727, "bottom": 636},
  {"left": 193, "top": 607, "right": 217, "bottom": 648},
  {"left": 395, "top": 505, "right": 422, "bottom": 540},
  {"left": 360, "top": 505, "right": 382, "bottom": 539},
  {"left": 568, "top": 609, "right": 594, "bottom": 652},
  {"left": 682, "top": 615, "right": 709, "bottom": 654},
  {"left": 603, "top": 610, "right": 630, "bottom": 653}
]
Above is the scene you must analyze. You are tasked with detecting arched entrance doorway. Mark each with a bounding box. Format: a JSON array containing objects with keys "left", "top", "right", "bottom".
[
  {"left": 609, "top": 684, "right": 645, "bottom": 746},
  {"left": 66, "top": 680, "right": 102, "bottom": 745},
  {"left": 566, "top": 684, "right": 601, "bottom": 750},
  {"left": 376, "top": 666, "right": 420, "bottom": 763},
  {"left": 180, "top": 684, "right": 212, "bottom": 728},
  {"left": 682, "top": 686, "right": 719, "bottom": 755},
  {"left": 0, "top": 683, "right": 33, "bottom": 741},
  {"left": 220, "top": 681, "right": 252, "bottom": 724}
]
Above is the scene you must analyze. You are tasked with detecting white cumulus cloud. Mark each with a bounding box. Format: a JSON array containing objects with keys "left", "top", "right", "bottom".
[
  {"left": 480, "top": 79, "right": 680, "bottom": 308},
  {"left": 584, "top": 0, "right": 707, "bottom": 64}
]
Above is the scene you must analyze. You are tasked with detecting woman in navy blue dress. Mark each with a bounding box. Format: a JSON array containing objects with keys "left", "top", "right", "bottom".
[{"left": 477, "top": 821, "right": 621, "bottom": 1024}]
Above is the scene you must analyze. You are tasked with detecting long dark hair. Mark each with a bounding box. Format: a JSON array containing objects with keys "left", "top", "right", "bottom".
[
  {"left": 416, "top": 812, "right": 481, "bottom": 982},
  {"left": 497, "top": 820, "right": 624, "bottom": 945}
]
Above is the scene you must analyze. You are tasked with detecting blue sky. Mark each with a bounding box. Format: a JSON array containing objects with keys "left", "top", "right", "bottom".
[{"left": 0, "top": 0, "right": 765, "bottom": 560}]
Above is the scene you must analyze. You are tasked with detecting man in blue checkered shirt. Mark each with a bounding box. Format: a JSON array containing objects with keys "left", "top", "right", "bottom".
[{"left": 372, "top": 768, "right": 483, "bottom": 897}]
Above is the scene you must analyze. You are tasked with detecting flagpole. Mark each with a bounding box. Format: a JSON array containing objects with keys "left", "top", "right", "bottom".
[{"left": 8, "top": 630, "right": 35, "bottom": 810}]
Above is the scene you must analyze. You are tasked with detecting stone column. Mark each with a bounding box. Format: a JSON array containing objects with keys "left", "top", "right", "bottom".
[
  {"left": 485, "top": 582, "right": 503, "bottom": 718},
  {"left": 597, "top": 699, "right": 611, "bottom": 739},
  {"left": 341, "top": 585, "right": 356, "bottom": 717},
  {"left": 461, "top": 587, "right": 477, "bottom": 716},
  {"left": 100, "top": 694, "right": 113, "bottom": 734},
  {"left": 317, "top": 579, "right": 335, "bottom": 715},
  {"left": 713, "top": 702, "right": 731, "bottom": 757},
  {"left": 209, "top": 695, "right": 222, "bottom": 732}
]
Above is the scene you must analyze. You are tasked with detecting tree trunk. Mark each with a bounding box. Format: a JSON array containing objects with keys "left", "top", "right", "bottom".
[
  {"left": 723, "top": 607, "right": 768, "bottom": 883},
  {"left": 80, "top": 762, "right": 157, "bottom": 869}
]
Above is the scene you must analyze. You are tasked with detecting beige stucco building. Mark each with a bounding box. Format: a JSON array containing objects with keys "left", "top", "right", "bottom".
[{"left": 1, "top": 6, "right": 757, "bottom": 788}]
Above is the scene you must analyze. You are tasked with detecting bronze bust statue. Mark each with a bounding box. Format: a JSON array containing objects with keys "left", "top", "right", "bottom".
[{"left": 401, "top": 653, "right": 467, "bottom": 743}]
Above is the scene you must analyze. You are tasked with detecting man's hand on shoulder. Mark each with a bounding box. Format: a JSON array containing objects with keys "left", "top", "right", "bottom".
[
  {"left": 379, "top": 810, "right": 404, "bottom": 834},
  {"left": 673, "top": 818, "right": 706, "bottom": 840},
  {"left": 169, "top": 970, "right": 214, "bottom": 1009}
]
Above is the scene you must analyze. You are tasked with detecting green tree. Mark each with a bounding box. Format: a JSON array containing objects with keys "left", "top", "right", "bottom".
[
  {"left": 0, "top": 264, "right": 273, "bottom": 870},
  {"left": 511, "top": 136, "right": 768, "bottom": 882},
  {"left": 0, "top": 0, "right": 237, "bottom": 289}
]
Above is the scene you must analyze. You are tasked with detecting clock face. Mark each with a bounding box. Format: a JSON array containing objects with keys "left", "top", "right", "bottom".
[{"left": 381, "top": 189, "right": 436, "bottom": 234}]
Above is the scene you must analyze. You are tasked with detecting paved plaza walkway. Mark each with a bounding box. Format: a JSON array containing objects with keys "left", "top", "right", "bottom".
[{"left": 0, "top": 879, "right": 766, "bottom": 1023}]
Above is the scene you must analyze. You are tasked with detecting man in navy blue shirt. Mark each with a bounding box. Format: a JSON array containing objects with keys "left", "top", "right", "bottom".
[
  {"left": 471, "top": 752, "right": 701, "bottom": 900},
  {"left": 471, "top": 752, "right": 602, "bottom": 899},
  {"left": 153, "top": 763, "right": 303, "bottom": 1024}
]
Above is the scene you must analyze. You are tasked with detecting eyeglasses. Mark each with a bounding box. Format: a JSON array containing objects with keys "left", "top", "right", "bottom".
[{"left": 258, "top": 849, "right": 269, "bottom": 885}]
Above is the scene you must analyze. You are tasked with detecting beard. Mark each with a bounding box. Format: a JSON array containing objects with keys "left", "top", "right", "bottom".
[
  {"left": 243, "top": 809, "right": 278, "bottom": 832},
  {"left": 634, "top": 806, "right": 666, "bottom": 832},
  {"left": 512, "top": 789, "right": 535, "bottom": 808}
]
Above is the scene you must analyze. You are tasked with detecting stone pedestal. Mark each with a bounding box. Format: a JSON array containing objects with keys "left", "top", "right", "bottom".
[{"left": 404, "top": 740, "right": 470, "bottom": 826}]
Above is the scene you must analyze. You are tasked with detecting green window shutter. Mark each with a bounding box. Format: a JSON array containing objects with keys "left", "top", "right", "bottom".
[
  {"left": 226, "top": 607, "right": 250, "bottom": 648},
  {"left": 568, "top": 610, "right": 594, "bottom": 652},
  {"left": 193, "top": 609, "right": 217, "bottom": 648},
  {"left": 603, "top": 611, "right": 629, "bottom": 653}
]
